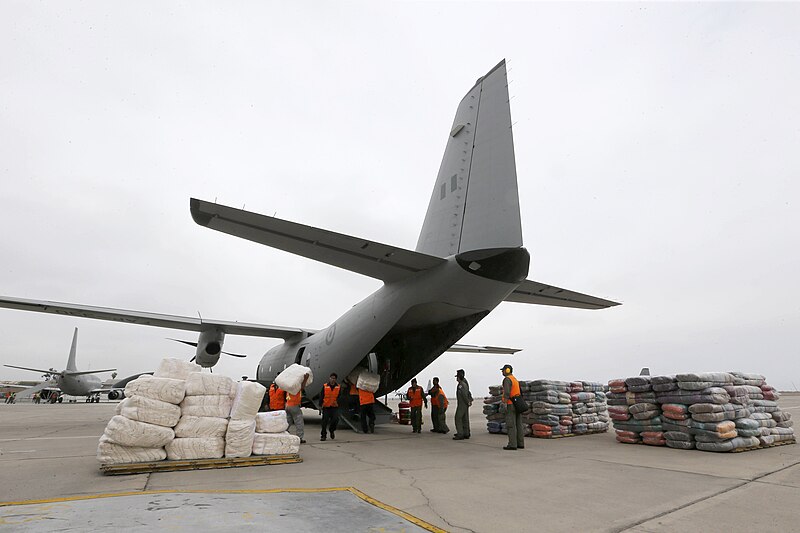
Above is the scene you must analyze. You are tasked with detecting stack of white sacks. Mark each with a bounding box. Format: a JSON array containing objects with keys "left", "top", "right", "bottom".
[
  {"left": 97, "top": 358, "right": 200, "bottom": 465},
  {"left": 168, "top": 373, "right": 237, "bottom": 460},
  {"left": 226, "top": 380, "right": 268, "bottom": 458},
  {"left": 97, "top": 358, "right": 271, "bottom": 464},
  {"left": 250, "top": 363, "right": 313, "bottom": 455}
]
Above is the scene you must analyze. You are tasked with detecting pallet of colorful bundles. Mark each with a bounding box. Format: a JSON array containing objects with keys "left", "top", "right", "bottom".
[
  {"left": 609, "top": 376, "right": 664, "bottom": 445},
  {"left": 484, "top": 386, "right": 506, "bottom": 433},
  {"left": 569, "top": 383, "right": 609, "bottom": 435},
  {"left": 527, "top": 380, "right": 571, "bottom": 438}
]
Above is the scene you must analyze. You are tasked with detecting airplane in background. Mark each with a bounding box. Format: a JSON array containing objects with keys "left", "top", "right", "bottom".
[
  {"left": 4, "top": 328, "right": 118, "bottom": 402},
  {"left": 0, "top": 60, "right": 619, "bottom": 420}
]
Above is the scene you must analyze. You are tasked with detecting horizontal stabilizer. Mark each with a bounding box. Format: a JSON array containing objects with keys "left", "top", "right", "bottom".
[
  {"left": 447, "top": 343, "right": 519, "bottom": 355},
  {"left": 504, "top": 279, "right": 620, "bottom": 310},
  {"left": 0, "top": 295, "right": 314, "bottom": 339},
  {"left": 4, "top": 364, "right": 55, "bottom": 374},
  {"left": 191, "top": 199, "right": 446, "bottom": 283}
]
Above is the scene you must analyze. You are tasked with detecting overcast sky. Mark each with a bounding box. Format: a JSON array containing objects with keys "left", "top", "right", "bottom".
[{"left": 1, "top": 2, "right": 799, "bottom": 396}]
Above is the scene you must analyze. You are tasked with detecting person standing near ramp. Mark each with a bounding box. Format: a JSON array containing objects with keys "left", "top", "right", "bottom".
[
  {"left": 358, "top": 386, "right": 376, "bottom": 433},
  {"left": 501, "top": 364, "right": 524, "bottom": 450},
  {"left": 285, "top": 374, "right": 309, "bottom": 444},
  {"left": 268, "top": 382, "right": 286, "bottom": 411},
  {"left": 320, "top": 373, "right": 340, "bottom": 441},
  {"left": 406, "top": 378, "right": 427, "bottom": 433},
  {"left": 453, "top": 369, "right": 473, "bottom": 440},
  {"left": 429, "top": 377, "right": 450, "bottom": 434}
]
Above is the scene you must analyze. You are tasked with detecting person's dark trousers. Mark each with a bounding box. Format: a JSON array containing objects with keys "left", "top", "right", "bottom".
[
  {"left": 321, "top": 406, "right": 339, "bottom": 438},
  {"left": 360, "top": 403, "right": 376, "bottom": 433},
  {"left": 411, "top": 406, "right": 422, "bottom": 432},
  {"left": 430, "top": 405, "right": 441, "bottom": 431}
]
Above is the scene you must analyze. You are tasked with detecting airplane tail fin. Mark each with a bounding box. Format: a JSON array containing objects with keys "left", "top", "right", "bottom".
[
  {"left": 66, "top": 327, "right": 78, "bottom": 372},
  {"left": 416, "top": 59, "right": 523, "bottom": 258}
]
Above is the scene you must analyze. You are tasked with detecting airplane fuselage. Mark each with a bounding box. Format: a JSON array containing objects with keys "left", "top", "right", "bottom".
[
  {"left": 57, "top": 373, "right": 102, "bottom": 397},
  {"left": 256, "top": 247, "right": 529, "bottom": 399}
]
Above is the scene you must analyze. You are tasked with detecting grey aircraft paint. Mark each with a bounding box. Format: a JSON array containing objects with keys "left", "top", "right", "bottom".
[{"left": 0, "top": 60, "right": 618, "bottom": 402}]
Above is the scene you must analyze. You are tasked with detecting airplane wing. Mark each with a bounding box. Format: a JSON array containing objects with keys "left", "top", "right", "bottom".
[
  {"left": 190, "top": 198, "right": 446, "bottom": 283},
  {"left": 504, "top": 279, "right": 620, "bottom": 310},
  {"left": 447, "top": 344, "right": 520, "bottom": 354},
  {"left": 64, "top": 369, "right": 117, "bottom": 376},
  {"left": 0, "top": 295, "right": 315, "bottom": 339},
  {"left": 16, "top": 380, "right": 58, "bottom": 398}
]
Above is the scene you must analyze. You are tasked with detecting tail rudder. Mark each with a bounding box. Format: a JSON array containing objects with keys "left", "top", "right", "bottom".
[
  {"left": 416, "top": 59, "right": 523, "bottom": 257},
  {"left": 66, "top": 327, "right": 78, "bottom": 371}
]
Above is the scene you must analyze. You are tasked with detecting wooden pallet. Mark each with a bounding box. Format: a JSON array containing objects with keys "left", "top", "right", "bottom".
[
  {"left": 100, "top": 454, "right": 302, "bottom": 476},
  {"left": 530, "top": 429, "right": 609, "bottom": 439}
]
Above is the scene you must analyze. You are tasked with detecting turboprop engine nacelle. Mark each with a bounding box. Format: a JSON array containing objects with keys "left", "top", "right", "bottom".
[{"left": 194, "top": 328, "right": 225, "bottom": 368}]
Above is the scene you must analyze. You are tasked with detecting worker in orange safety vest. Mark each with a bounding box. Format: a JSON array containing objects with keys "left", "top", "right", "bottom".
[
  {"left": 320, "top": 373, "right": 340, "bottom": 441},
  {"left": 406, "top": 378, "right": 427, "bottom": 433}
]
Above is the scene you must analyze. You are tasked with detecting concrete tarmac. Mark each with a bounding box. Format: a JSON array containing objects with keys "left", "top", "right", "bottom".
[{"left": 1, "top": 395, "right": 798, "bottom": 532}]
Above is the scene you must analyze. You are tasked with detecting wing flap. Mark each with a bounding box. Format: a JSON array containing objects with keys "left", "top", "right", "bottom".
[
  {"left": 0, "top": 295, "right": 314, "bottom": 339},
  {"left": 191, "top": 199, "right": 446, "bottom": 283},
  {"left": 505, "top": 279, "right": 620, "bottom": 310}
]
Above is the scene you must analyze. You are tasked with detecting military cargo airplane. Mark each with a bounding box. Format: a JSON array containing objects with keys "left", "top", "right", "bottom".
[
  {"left": 4, "top": 328, "right": 117, "bottom": 402},
  {"left": 0, "top": 60, "right": 619, "bottom": 407}
]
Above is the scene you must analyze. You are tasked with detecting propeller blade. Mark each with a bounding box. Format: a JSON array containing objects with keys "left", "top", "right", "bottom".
[
  {"left": 223, "top": 351, "right": 247, "bottom": 358},
  {"left": 168, "top": 338, "right": 199, "bottom": 348},
  {"left": 189, "top": 356, "right": 196, "bottom": 363}
]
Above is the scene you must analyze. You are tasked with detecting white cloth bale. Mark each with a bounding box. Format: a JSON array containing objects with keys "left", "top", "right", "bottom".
[
  {"left": 185, "top": 373, "right": 236, "bottom": 397},
  {"left": 256, "top": 411, "right": 290, "bottom": 434},
  {"left": 96, "top": 435, "right": 166, "bottom": 465},
  {"left": 103, "top": 415, "right": 175, "bottom": 448},
  {"left": 174, "top": 416, "right": 229, "bottom": 438},
  {"left": 165, "top": 437, "right": 225, "bottom": 460},
  {"left": 115, "top": 398, "right": 129, "bottom": 415},
  {"left": 180, "top": 395, "right": 233, "bottom": 418},
  {"left": 225, "top": 419, "right": 256, "bottom": 458},
  {"left": 125, "top": 376, "right": 186, "bottom": 405},
  {"left": 120, "top": 395, "right": 182, "bottom": 428},
  {"left": 356, "top": 370, "right": 380, "bottom": 393},
  {"left": 274, "top": 364, "right": 313, "bottom": 395},
  {"left": 252, "top": 432, "right": 301, "bottom": 455},
  {"left": 229, "top": 381, "right": 267, "bottom": 421},
  {"left": 153, "top": 358, "right": 202, "bottom": 380}
]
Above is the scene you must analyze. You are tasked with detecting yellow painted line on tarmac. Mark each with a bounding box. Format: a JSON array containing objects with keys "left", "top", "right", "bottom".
[{"left": 0, "top": 488, "right": 448, "bottom": 532}]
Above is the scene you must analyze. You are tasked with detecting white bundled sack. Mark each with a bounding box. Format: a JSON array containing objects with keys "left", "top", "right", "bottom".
[
  {"left": 125, "top": 376, "right": 186, "bottom": 405},
  {"left": 225, "top": 419, "right": 256, "bottom": 458},
  {"left": 274, "top": 364, "right": 313, "bottom": 395},
  {"left": 97, "top": 435, "right": 166, "bottom": 465},
  {"left": 154, "top": 358, "right": 202, "bottom": 380},
  {"left": 230, "top": 381, "right": 267, "bottom": 421},
  {"left": 115, "top": 398, "right": 129, "bottom": 415},
  {"left": 256, "top": 411, "right": 289, "bottom": 434},
  {"left": 185, "top": 373, "right": 236, "bottom": 397},
  {"left": 180, "top": 395, "right": 233, "bottom": 418},
  {"left": 356, "top": 370, "right": 380, "bottom": 393},
  {"left": 174, "top": 416, "right": 229, "bottom": 438},
  {"left": 166, "top": 437, "right": 225, "bottom": 460},
  {"left": 103, "top": 415, "right": 175, "bottom": 448},
  {"left": 119, "top": 395, "right": 182, "bottom": 428},
  {"left": 252, "top": 432, "right": 301, "bottom": 455}
]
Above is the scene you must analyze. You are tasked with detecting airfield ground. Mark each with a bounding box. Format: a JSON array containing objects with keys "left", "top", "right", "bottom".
[{"left": 1, "top": 394, "right": 798, "bottom": 532}]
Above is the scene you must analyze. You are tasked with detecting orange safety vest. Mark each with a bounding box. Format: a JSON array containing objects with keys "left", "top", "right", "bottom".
[
  {"left": 349, "top": 384, "right": 359, "bottom": 396},
  {"left": 269, "top": 385, "right": 286, "bottom": 410},
  {"left": 322, "top": 383, "right": 340, "bottom": 408},
  {"left": 431, "top": 386, "right": 448, "bottom": 409},
  {"left": 407, "top": 386, "right": 424, "bottom": 408},
  {"left": 504, "top": 374, "right": 520, "bottom": 405},
  {"left": 358, "top": 389, "right": 375, "bottom": 405},
  {"left": 286, "top": 391, "right": 302, "bottom": 407}
]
